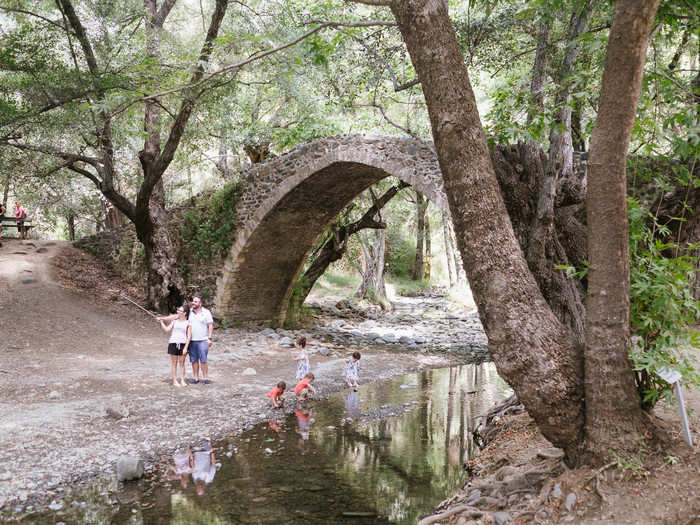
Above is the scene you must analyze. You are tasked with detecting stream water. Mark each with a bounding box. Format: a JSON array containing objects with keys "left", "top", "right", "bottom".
[{"left": 22, "top": 364, "right": 511, "bottom": 524}]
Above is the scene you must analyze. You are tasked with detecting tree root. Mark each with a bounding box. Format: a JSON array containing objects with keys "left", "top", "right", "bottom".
[
  {"left": 585, "top": 461, "right": 616, "bottom": 503},
  {"left": 417, "top": 505, "right": 484, "bottom": 525}
]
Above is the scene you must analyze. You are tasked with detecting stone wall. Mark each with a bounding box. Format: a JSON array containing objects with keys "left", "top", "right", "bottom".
[{"left": 74, "top": 210, "right": 228, "bottom": 307}]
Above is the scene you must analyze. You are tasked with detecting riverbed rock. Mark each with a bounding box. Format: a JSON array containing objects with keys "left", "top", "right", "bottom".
[
  {"left": 241, "top": 368, "right": 257, "bottom": 376},
  {"left": 116, "top": 457, "right": 144, "bottom": 482},
  {"left": 494, "top": 511, "right": 512, "bottom": 525},
  {"left": 280, "top": 337, "right": 294, "bottom": 347},
  {"left": 565, "top": 492, "right": 577, "bottom": 512},
  {"left": 48, "top": 391, "right": 60, "bottom": 399}
]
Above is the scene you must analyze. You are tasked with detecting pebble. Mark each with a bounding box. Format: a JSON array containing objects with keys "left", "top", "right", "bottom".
[
  {"left": 551, "top": 482, "right": 563, "bottom": 500},
  {"left": 494, "top": 511, "right": 512, "bottom": 525},
  {"left": 565, "top": 492, "right": 577, "bottom": 512},
  {"left": 241, "top": 368, "right": 257, "bottom": 375},
  {"left": 48, "top": 391, "right": 60, "bottom": 399}
]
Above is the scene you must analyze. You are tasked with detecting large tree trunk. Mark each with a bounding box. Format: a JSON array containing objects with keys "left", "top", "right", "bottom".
[
  {"left": 67, "top": 212, "right": 75, "bottom": 241},
  {"left": 391, "top": 0, "right": 584, "bottom": 461},
  {"left": 135, "top": 181, "right": 185, "bottom": 312},
  {"left": 355, "top": 228, "right": 390, "bottom": 309},
  {"left": 526, "top": 2, "right": 594, "bottom": 344},
  {"left": 412, "top": 190, "right": 426, "bottom": 280},
  {"left": 492, "top": 143, "right": 587, "bottom": 343},
  {"left": 583, "top": 0, "right": 659, "bottom": 462}
]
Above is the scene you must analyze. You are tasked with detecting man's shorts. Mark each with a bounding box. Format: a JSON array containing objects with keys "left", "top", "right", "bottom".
[{"left": 189, "top": 340, "right": 209, "bottom": 363}]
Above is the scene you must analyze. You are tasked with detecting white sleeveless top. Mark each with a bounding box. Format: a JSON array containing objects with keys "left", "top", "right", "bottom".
[{"left": 169, "top": 319, "right": 189, "bottom": 344}]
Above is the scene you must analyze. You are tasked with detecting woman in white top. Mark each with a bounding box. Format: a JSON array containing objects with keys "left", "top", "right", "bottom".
[{"left": 159, "top": 305, "right": 191, "bottom": 387}]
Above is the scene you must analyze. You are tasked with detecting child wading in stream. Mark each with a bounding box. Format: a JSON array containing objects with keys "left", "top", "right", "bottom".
[
  {"left": 294, "top": 336, "right": 310, "bottom": 381},
  {"left": 344, "top": 351, "right": 361, "bottom": 391}
]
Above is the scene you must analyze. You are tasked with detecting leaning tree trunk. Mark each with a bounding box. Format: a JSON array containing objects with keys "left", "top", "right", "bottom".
[
  {"left": 424, "top": 205, "right": 432, "bottom": 280},
  {"left": 583, "top": 0, "right": 659, "bottom": 463},
  {"left": 442, "top": 211, "right": 456, "bottom": 287},
  {"left": 356, "top": 228, "right": 390, "bottom": 309},
  {"left": 412, "top": 190, "right": 426, "bottom": 280},
  {"left": 391, "top": 0, "right": 584, "bottom": 462},
  {"left": 285, "top": 183, "right": 406, "bottom": 326}
]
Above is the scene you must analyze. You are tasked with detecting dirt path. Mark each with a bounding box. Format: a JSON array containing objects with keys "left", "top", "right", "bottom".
[{"left": 0, "top": 239, "right": 458, "bottom": 510}]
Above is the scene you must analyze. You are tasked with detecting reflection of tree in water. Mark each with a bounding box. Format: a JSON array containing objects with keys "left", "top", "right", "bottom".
[{"left": 69, "top": 365, "right": 510, "bottom": 525}]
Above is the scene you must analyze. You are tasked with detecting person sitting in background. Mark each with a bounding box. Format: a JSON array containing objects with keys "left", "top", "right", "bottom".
[{"left": 14, "top": 201, "right": 26, "bottom": 239}]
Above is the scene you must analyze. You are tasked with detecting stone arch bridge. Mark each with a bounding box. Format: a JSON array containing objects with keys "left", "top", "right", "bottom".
[{"left": 214, "top": 134, "right": 448, "bottom": 325}]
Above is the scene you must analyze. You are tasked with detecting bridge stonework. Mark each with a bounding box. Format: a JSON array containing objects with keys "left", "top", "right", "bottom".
[{"left": 214, "top": 134, "right": 448, "bottom": 325}]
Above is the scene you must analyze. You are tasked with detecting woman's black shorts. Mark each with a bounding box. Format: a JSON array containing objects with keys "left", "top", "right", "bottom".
[{"left": 168, "top": 343, "right": 186, "bottom": 356}]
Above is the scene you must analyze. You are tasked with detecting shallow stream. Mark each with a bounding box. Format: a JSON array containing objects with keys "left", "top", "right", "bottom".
[{"left": 23, "top": 364, "right": 511, "bottom": 524}]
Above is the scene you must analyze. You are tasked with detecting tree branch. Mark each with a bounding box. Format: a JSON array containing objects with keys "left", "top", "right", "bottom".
[
  {"left": 0, "top": 6, "right": 69, "bottom": 31},
  {"left": 345, "top": 0, "right": 392, "bottom": 6}
]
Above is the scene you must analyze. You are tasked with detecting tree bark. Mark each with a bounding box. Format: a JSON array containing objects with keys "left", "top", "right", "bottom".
[
  {"left": 391, "top": 0, "right": 584, "bottom": 461},
  {"left": 443, "top": 211, "right": 456, "bottom": 287},
  {"left": 67, "top": 212, "right": 75, "bottom": 241},
  {"left": 355, "top": 228, "right": 390, "bottom": 309},
  {"left": 526, "top": 17, "right": 552, "bottom": 129},
  {"left": 1, "top": 175, "right": 9, "bottom": 209},
  {"left": 412, "top": 190, "right": 426, "bottom": 280},
  {"left": 583, "top": 0, "right": 660, "bottom": 462},
  {"left": 424, "top": 203, "right": 431, "bottom": 280},
  {"left": 526, "top": 2, "right": 594, "bottom": 344}
]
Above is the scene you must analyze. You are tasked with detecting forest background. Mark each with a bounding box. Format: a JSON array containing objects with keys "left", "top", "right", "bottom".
[{"left": 0, "top": 0, "right": 698, "bottom": 467}]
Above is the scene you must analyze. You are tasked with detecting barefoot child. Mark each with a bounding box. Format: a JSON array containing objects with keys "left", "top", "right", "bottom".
[
  {"left": 294, "top": 336, "right": 310, "bottom": 381},
  {"left": 267, "top": 381, "right": 286, "bottom": 408},
  {"left": 344, "top": 351, "right": 361, "bottom": 390},
  {"left": 294, "top": 372, "right": 317, "bottom": 400}
]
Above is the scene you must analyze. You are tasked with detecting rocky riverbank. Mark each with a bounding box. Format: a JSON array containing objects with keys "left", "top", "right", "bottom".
[{"left": 0, "top": 241, "right": 488, "bottom": 519}]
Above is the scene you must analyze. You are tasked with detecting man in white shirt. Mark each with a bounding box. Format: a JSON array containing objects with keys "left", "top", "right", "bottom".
[{"left": 188, "top": 296, "right": 214, "bottom": 384}]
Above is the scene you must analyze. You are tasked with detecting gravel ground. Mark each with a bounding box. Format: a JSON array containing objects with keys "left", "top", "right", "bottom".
[{"left": 0, "top": 239, "right": 485, "bottom": 513}]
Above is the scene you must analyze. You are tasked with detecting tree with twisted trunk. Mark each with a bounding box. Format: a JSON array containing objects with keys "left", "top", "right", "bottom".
[{"left": 348, "top": 0, "right": 660, "bottom": 464}]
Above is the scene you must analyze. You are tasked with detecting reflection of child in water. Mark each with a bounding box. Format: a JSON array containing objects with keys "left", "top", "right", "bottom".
[
  {"left": 165, "top": 447, "right": 193, "bottom": 488},
  {"left": 344, "top": 390, "right": 360, "bottom": 420},
  {"left": 294, "top": 408, "right": 312, "bottom": 441},
  {"left": 192, "top": 443, "right": 217, "bottom": 496}
]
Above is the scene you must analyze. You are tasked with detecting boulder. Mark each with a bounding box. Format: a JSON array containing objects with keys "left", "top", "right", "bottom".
[{"left": 116, "top": 456, "right": 144, "bottom": 482}]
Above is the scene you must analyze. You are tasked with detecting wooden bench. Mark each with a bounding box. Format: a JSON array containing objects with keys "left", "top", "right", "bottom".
[{"left": 0, "top": 216, "right": 33, "bottom": 239}]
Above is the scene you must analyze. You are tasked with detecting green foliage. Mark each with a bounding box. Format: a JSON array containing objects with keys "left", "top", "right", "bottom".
[
  {"left": 627, "top": 197, "right": 700, "bottom": 409},
  {"left": 389, "top": 277, "right": 432, "bottom": 297},
  {"left": 179, "top": 181, "right": 243, "bottom": 262},
  {"left": 385, "top": 233, "right": 416, "bottom": 279}
]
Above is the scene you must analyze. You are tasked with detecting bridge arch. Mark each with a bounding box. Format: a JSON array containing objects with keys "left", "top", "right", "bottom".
[{"left": 213, "top": 134, "right": 447, "bottom": 324}]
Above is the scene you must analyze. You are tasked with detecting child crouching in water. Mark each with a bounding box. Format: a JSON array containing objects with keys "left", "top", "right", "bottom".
[
  {"left": 294, "top": 372, "right": 317, "bottom": 400},
  {"left": 267, "top": 381, "right": 286, "bottom": 408},
  {"left": 344, "top": 351, "right": 361, "bottom": 391}
]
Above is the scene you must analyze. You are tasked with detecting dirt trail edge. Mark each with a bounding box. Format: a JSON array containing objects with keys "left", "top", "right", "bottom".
[{"left": 0, "top": 239, "right": 459, "bottom": 510}]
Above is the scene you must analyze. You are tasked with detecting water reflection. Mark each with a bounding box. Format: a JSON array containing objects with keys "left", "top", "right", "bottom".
[{"left": 21, "top": 363, "right": 511, "bottom": 525}]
